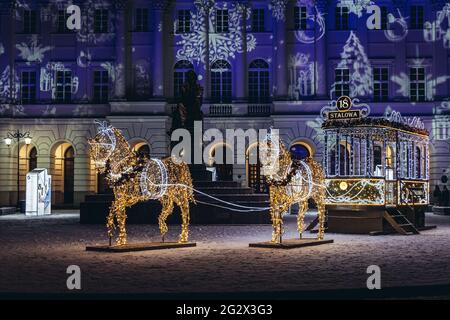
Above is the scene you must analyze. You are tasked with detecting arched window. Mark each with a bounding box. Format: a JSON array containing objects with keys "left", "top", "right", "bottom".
[
  {"left": 174, "top": 60, "right": 194, "bottom": 98},
  {"left": 211, "top": 60, "right": 232, "bottom": 103},
  {"left": 29, "top": 146, "right": 37, "bottom": 172},
  {"left": 248, "top": 59, "right": 270, "bottom": 103},
  {"left": 289, "top": 143, "right": 311, "bottom": 160}
]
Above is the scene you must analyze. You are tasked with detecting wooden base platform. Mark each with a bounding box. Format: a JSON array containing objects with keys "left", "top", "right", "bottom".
[
  {"left": 86, "top": 242, "right": 196, "bottom": 252},
  {"left": 433, "top": 206, "right": 450, "bottom": 216},
  {"left": 249, "top": 238, "right": 334, "bottom": 249}
]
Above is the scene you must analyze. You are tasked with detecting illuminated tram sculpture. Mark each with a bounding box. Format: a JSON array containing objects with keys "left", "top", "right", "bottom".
[{"left": 321, "top": 97, "right": 430, "bottom": 234}]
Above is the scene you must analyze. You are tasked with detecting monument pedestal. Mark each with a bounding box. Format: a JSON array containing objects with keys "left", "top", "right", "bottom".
[
  {"left": 189, "top": 164, "right": 212, "bottom": 181},
  {"left": 433, "top": 206, "right": 450, "bottom": 215}
]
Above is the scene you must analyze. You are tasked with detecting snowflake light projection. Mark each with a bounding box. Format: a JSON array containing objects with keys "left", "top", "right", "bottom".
[
  {"left": 294, "top": 6, "right": 326, "bottom": 44},
  {"left": 391, "top": 49, "right": 450, "bottom": 101},
  {"left": 13, "top": 0, "right": 30, "bottom": 20},
  {"left": 338, "top": 0, "right": 374, "bottom": 17},
  {"left": 391, "top": 72, "right": 449, "bottom": 101},
  {"left": 424, "top": 3, "right": 450, "bottom": 48},
  {"left": 16, "top": 35, "right": 53, "bottom": 65},
  {"left": 0, "top": 43, "right": 4, "bottom": 56},
  {"left": 176, "top": 0, "right": 256, "bottom": 66},
  {"left": 306, "top": 116, "right": 325, "bottom": 144},
  {"left": 331, "top": 31, "right": 373, "bottom": 98},
  {"left": 384, "top": 9, "right": 408, "bottom": 42},
  {"left": 268, "top": 0, "right": 288, "bottom": 21},
  {"left": 288, "top": 53, "right": 317, "bottom": 100}
]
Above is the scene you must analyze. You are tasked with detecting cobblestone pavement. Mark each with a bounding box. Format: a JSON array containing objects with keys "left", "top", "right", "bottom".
[{"left": 0, "top": 211, "right": 449, "bottom": 296}]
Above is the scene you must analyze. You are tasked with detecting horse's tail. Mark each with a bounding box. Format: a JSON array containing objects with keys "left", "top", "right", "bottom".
[
  {"left": 171, "top": 158, "right": 195, "bottom": 203},
  {"left": 183, "top": 162, "right": 196, "bottom": 204}
]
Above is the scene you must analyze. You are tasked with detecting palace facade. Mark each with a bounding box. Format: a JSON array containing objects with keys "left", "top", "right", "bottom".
[{"left": 0, "top": 0, "right": 449, "bottom": 207}]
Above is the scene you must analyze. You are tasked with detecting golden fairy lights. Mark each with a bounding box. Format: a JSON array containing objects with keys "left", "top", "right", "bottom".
[
  {"left": 89, "top": 122, "right": 194, "bottom": 246},
  {"left": 263, "top": 139, "right": 326, "bottom": 243}
]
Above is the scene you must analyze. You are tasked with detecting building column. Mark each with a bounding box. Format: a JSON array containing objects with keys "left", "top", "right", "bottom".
[
  {"left": 274, "top": 1, "right": 288, "bottom": 100},
  {"left": 234, "top": 2, "right": 248, "bottom": 101},
  {"left": 0, "top": 143, "right": 16, "bottom": 206},
  {"left": 74, "top": 155, "right": 93, "bottom": 205},
  {"left": 315, "top": 0, "right": 328, "bottom": 98},
  {"left": 152, "top": 1, "right": 169, "bottom": 99},
  {"left": 114, "top": 1, "right": 131, "bottom": 100}
]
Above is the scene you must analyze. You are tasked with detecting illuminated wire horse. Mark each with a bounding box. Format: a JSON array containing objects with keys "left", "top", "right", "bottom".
[
  {"left": 89, "top": 122, "right": 195, "bottom": 246},
  {"left": 260, "top": 133, "right": 326, "bottom": 243}
]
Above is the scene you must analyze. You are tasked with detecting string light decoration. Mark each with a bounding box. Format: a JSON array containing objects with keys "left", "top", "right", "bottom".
[
  {"left": 89, "top": 122, "right": 194, "bottom": 246},
  {"left": 261, "top": 132, "right": 326, "bottom": 243},
  {"left": 322, "top": 110, "right": 430, "bottom": 207}
]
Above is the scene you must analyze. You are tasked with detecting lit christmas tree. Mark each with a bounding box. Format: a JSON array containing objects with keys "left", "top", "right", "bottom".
[{"left": 333, "top": 31, "right": 373, "bottom": 98}]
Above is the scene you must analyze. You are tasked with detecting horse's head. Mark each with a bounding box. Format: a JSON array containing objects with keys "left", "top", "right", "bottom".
[
  {"left": 259, "top": 130, "right": 291, "bottom": 182},
  {"left": 89, "top": 121, "right": 117, "bottom": 173}
]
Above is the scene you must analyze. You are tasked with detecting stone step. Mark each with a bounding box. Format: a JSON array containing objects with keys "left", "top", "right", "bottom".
[
  {"left": 0, "top": 207, "right": 17, "bottom": 215},
  {"left": 193, "top": 181, "right": 241, "bottom": 188},
  {"left": 194, "top": 187, "right": 255, "bottom": 194},
  {"left": 80, "top": 200, "right": 271, "bottom": 225}
]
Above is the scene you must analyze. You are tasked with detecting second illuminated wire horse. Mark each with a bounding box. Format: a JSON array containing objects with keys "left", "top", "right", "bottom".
[{"left": 260, "top": 135, "right": 326, "bottom": 243}]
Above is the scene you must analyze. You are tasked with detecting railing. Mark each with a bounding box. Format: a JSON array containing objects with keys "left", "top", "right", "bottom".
[
  {"left": 247, "top": 104, "right": 272, "bottom": 116},
  {"left": 209, "top": 104, "right": 233, "bottom": 116}
]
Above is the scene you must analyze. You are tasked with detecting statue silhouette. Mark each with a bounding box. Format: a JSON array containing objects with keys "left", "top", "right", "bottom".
[{"left": 172, "top": 70, "right": 204, "bottom": 132}]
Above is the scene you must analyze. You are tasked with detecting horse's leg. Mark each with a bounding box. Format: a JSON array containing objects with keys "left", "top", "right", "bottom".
[
  {"left": 106, "top": 200, "right": 117, "bottom": 245},
  {"left": 317, "top": 202, "right": 326, "bottom": 240},
  {"left": 297, "top": 201, "right": 308, "bottom": 239},
  {"left": 115, "top": 202, "right": 128, "bottom": 246},
  {"left": 177, "top": 190, "right": 190, "bottom": 243},
  {"left": 158, "top": 196, "right": 174, "bottom": 242},
  {"left": 271, "top": 209, "right": 281, "bottom": 243}
]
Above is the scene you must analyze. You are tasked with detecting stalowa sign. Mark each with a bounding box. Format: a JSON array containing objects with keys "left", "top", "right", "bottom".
[{"left": 320, "top": 96, "right": 371, "bottom": 121}]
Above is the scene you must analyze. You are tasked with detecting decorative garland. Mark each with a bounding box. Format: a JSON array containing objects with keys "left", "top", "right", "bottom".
[
  {"left": 322, "top": 117, "right": 429, "bottom": 136},
  {"left": 266, "top": 158, "right": 306, "bottom": 187},
  {"left": 106, "top": 153, "right": 147, "bottom": 187}
]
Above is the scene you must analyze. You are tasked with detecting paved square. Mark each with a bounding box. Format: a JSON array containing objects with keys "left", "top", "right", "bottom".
[{"left": 0, "top": 211, "right": 449, "bottom": 296}]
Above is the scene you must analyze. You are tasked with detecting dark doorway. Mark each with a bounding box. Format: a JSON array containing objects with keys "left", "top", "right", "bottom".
[
  {"left": 28, "top": 146, "right": 37, "bottom": 172},
  {"left": 97, "top": 172, "right": 112, "bottom": 194},
  {"left": 64, "top": 146, "right": 75, "bottom": 204},
  {"left": 213, "top": 145, "right": 233, "bottom": 181},
  {"left": 247, "top": 145, "right": 268, "bottom": 193},
  {"left": 137, "top": 144, "right": 150, "bottom": 157}
]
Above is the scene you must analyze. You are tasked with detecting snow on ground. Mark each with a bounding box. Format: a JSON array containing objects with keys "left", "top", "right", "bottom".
[{"left": 0, "top": 210, "right": 449, "bottom": 295}]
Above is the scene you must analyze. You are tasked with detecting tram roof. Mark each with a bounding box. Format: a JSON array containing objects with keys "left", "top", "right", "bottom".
[{"left": 322, "top": 117, "right": 429, "bottom": 137}]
